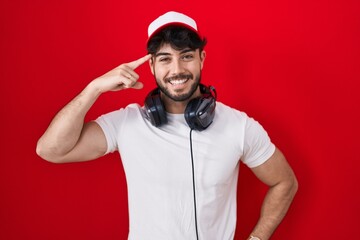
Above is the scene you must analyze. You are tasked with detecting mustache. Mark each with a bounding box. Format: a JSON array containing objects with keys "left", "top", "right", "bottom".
[{"left": 165, "top": 73, "right": 193, "bottom": 82}]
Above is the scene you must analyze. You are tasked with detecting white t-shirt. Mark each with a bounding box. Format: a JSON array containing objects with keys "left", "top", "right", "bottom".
[{"left": 95, "top": 102, "right": 275, "bottom": 240}]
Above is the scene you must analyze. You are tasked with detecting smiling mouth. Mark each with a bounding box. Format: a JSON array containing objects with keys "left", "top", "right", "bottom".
[
  {"left": 167, "top": 74, "right": 192, "bottom": 86},
  {"left": 169, "top": 78, "right": 189, "bottom": 85}
]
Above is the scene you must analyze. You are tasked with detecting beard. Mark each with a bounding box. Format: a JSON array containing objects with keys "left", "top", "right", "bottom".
[{"left": 155, "top": 73, "right": 201, "bottom": 102}]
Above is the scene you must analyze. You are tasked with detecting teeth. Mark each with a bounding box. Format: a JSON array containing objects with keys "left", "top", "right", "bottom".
[{"left": 169, "top": 79, "right": 187, "bottom": 85}]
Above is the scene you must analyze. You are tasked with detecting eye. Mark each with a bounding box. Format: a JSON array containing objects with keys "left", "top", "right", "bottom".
[
  {"left": 159, "top": 57, "right": 171, "bottom": 63},
  {"left": 182, "top": 54, "right": 194, "bottom": 61}
]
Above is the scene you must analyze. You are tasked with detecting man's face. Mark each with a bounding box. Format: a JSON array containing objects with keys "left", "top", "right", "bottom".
[{"left": 150, "top": 43, "right": 206, "bottom": 102}]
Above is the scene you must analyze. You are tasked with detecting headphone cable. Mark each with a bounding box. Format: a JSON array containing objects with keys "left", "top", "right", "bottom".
[{"left": 189, "top": 129, "right": 199, "bottom": 240}]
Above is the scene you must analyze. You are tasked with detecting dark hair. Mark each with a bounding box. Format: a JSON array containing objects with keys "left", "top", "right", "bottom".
[{"left": 147, "top": 26, "right": 207, "bottom": 54}]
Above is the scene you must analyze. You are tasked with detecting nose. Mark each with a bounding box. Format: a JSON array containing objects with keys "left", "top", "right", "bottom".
[{"left": 170, "top": 59, "right": 184, "bottom": 75}]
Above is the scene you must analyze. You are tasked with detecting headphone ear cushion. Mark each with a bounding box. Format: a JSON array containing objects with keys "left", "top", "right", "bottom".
[
  {"left": 144, "top": 88, "right": 168, "bottom": 127},
  {"left": 185, "top": 97, "right": 203, "bottom": 130},
  {"left": 185, "top": 88, "right": 216, "bottom": 131}
]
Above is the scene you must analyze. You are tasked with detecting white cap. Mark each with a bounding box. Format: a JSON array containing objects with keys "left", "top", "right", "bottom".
[{"left": 147, "top": 11, "right": 199, "bottom": 40}]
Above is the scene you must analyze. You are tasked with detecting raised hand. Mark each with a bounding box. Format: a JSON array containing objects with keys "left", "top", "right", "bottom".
[{"left": 91, "top": 54, "right": 152, "bottom": 93}]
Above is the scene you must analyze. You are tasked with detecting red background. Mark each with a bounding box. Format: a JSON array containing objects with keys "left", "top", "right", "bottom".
[{"left": 1, "top": 0, "right": 359, "bottom": 239}]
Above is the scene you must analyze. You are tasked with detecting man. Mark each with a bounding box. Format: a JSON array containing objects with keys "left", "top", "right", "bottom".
[{"left": 37, "top": 11, "right": 298, "bottom": 240}]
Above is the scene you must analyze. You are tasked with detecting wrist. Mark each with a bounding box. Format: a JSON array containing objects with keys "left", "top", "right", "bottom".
[
  {"left": 86, "top": 80, "right": 104, "bottom": 97},
  {"left": 248, "top": 235, "right": 261, "bottom": 240}
]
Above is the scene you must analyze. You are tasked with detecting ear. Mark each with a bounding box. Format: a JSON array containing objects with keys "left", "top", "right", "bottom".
[
  {"left": 149, "top": 57, "right": 155, "bottom": 75},
  {"left": 200, "top": 50, "right": 206, "bottom": 70}
]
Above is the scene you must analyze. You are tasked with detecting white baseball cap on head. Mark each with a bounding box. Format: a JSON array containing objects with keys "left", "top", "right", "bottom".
[{"left": 147, "top": 11, "right": 200, "bottom": 41}]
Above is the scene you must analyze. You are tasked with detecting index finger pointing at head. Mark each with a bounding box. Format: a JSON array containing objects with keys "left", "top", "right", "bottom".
[{"left": 126, "top": 54, "right": 152, "bottom": 70}]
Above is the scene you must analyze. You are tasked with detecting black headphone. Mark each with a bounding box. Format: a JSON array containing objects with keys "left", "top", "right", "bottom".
[{"left": 144, "top": 84, "right": 217, "bottom": 131}]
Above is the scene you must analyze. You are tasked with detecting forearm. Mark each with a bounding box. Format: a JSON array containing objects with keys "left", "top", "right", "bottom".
[
  {"left": 250, "top": 178, "right": 298, "bottom": 240},
  {"left": 36, "top": 82, "right": 101, "bottom": 159}
]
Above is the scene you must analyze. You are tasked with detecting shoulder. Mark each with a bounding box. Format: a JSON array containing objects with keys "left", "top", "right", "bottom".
[
  {"left": 215, "top": 101, "right": 250, "bottom": 123},
  {"left": 95, "top": 103, "right": 144, "bottom": 129},
  {"left": 99, "top": 103, "right": 142, "bottom": 118}
]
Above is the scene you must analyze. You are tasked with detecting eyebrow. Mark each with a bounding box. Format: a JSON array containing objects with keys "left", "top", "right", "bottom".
[{"left": 154, "top": 49, "right": 195, "bottom": 58}]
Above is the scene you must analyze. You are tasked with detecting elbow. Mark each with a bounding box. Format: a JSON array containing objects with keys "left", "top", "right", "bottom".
[
  {"left": 36, "top": 140, "right": 65, "bottom": 164},
  {"left": 277, "top": 173, "right": 298, "bottom": 200},
  {"left": 289, "top": 174, "right": 299, "bottom": 198}
]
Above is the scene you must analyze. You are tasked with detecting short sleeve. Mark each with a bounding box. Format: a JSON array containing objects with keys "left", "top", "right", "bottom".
[
  {"left": 95, "top": 108, "right": 126, "bottom": 154},
  {"left": 241, "top": 117, "right": 276, "bottom": 168}
]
